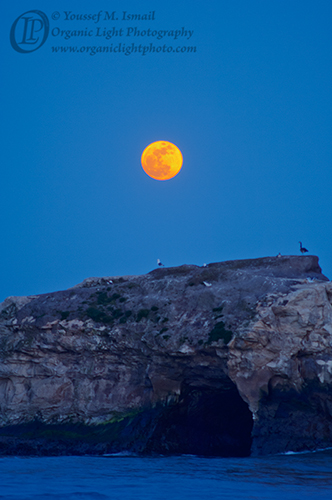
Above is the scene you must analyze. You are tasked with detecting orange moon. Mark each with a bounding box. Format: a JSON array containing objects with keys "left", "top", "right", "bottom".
[{"left": 141, "top": 141, "right": 183, "bottom": 180}]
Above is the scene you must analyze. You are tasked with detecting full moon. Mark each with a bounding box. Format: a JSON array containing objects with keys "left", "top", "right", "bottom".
[{"left": 141, "top": 141, "right": 183, "bottom": 180}]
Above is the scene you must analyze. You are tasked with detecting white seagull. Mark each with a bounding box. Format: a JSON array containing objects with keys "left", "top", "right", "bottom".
[{"left": 157, "top": 259, "right": 164, "bottom": 267}]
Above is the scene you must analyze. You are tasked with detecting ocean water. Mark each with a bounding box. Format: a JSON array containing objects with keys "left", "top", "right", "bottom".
[{"left": 1, "top": 450, "right": 332, "bottom": 500}]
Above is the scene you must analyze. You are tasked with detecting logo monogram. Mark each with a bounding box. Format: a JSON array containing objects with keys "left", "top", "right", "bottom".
[{"left": 10, "top": 11, "right": 49, "bottom": 53}]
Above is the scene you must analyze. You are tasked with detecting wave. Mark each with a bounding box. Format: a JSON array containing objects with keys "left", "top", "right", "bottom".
[{"left": 282, "top": 446, "right": 332, "bottom": 456}]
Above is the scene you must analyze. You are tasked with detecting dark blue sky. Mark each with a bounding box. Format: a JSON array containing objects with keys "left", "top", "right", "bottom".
[{"left": 2, "top": 1, "right": 332, "bottom": 302}]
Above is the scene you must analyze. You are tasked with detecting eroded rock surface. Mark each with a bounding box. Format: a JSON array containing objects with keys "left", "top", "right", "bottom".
[{"left": 0, "top": 255, "right": 331, "bottom": 456}]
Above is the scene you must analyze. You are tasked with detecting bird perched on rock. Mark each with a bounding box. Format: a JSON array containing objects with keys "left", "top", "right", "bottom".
[
  {"left": 157, "top": 259, "right": 164, "bottom": 267},
  {"left": 299, "top": 242, "right": 308, "bottom": 254}
]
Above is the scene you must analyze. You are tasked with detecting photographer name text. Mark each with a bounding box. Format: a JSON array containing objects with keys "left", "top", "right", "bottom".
[{"left": 62, "top": 11, "right": 156, "bottom": 23}]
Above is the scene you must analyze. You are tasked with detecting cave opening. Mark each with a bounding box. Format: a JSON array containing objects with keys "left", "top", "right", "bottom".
[{"left": 146, "top": 381, "right": 253, "bottom": 457}]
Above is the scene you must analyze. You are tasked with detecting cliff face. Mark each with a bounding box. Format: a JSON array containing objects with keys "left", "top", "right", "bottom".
[{"left": 0, "top": 255, "right": 331, "bottom": 456}]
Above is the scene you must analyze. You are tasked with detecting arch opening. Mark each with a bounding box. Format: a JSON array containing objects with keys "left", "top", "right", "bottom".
[{"left": 146, "top": 382, "right": 253, "bottom": 457}]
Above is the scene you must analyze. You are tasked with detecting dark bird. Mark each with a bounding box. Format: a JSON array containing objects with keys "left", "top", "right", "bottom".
[
  {"left": 157, "top": 259, "right": 164, "bottom": 267},
  {"left": 299, "top": 241, "right": 308, "bottom": 254}
]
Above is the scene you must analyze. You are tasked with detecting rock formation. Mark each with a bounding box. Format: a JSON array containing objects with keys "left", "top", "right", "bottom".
[{"left": 0, "top": 255, "right": 331, "bottom": 456}]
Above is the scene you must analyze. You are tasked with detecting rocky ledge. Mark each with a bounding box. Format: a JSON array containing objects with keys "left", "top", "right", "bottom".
[{"left": 0, "top": 255, "right": 331, "bottom": 457}]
